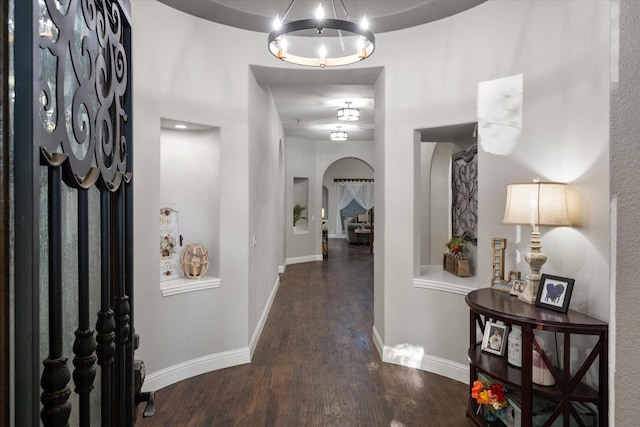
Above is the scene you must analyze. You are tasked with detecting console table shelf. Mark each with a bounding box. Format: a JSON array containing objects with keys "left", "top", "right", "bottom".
[{"left": 465, "top": 288, "right": 608, "bottom": 427}]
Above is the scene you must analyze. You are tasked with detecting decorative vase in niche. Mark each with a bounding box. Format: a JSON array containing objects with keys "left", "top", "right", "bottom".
[{"left": 180, "top": 244, "right": 209, "bottom": 279}]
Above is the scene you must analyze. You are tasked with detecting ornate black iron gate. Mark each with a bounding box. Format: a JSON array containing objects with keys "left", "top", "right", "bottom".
[{"left": 13, "top": 0, "right": 136, "bottom": 425}]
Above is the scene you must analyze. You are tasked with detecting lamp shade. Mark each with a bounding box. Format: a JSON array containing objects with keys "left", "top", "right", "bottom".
[{"left": 503, "top": 181, "right": 570, "bottom": 227}]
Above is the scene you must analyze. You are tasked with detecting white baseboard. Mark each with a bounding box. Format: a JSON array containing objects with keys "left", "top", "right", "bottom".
[
  {"left": 373, "top": 325, "right": 468, "bottom": 384},
  {"left": 286, "top": 254, "right": 323, "bottom": 265},
  {"left": 419, "top": 354, "right": 469, "bottom": 383},
  {"left": 278, "top": 263, "right": 287, "bottom": 274},
  {"left": 142, "top": 347, "right": 251, "bottom": 393},
  {"left": 249, "top": 276, "right": 280, "bottom": 357},
  {"left": 372, "top": 325, "right": 384, "bottom": 355},
  {"left": 144, "top": 276, "right": 281, "bottom": 393}
]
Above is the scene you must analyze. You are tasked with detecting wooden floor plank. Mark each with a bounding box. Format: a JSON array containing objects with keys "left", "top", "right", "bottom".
[{"left": 136, "top": 239, "right": 475, "bottom": 426}]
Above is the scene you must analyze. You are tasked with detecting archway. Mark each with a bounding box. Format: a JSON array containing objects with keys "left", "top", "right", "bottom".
[{"left": 322, "top": 157, "right": 374, "bottom": 239}]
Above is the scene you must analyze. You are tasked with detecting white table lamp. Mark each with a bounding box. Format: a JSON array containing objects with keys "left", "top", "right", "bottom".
[{"left": 503, "top": 179, "right": 570, "bottom": 304}]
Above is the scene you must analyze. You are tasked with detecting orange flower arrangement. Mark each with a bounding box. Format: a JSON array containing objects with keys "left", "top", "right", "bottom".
[{"left": 471, "top": 379, "right": 508, "bottom": 413}]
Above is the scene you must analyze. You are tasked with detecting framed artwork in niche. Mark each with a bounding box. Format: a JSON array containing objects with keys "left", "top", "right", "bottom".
[
  {"left": 159, "top": 206, "right": 183, "bottom": 281},
  {"left": 451, "top": 145, "right": 478, "bottom": 244}
]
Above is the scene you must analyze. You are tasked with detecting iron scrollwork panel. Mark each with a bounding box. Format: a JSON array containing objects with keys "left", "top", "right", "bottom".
[
  {"left": 451, "top": 145, "right": 477, "bottom": 244},
  {"left": 37, "top": 0, "right": 129, "bottom": 187},
  {"left": 36, "top": 0, "right": 131, "bottom": 426}
]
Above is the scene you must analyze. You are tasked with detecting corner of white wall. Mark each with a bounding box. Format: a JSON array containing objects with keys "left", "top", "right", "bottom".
[{"left": 372, "top": 325, "right": 469, "bottom": 384}]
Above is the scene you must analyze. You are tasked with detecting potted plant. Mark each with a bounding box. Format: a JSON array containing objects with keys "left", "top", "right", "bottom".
[
  {"left": 445, "top": 236, "right": 469, "bottom": 258},
  {"left": 293, "top": 203, "right": 307, "bottom": 227},
  {"left": 443, "top": 236, "right": 471, "bottom": 276}
]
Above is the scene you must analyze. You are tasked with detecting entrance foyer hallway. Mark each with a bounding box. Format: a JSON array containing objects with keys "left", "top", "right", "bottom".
[{"left": 137, "top": 239, "right": 474, "bottom": 426}]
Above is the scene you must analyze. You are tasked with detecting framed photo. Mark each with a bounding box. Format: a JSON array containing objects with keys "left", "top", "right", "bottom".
[
  {"left": 535, "top": 274, "right": 575, "bottom": 313},
  {"left": 481, "top": 322, "right": 507, "bottom": 356},
  {"left": 491, "top": 238, "right": 510, "bottom": 292},
  {"left": 507, "top": 270, "right": 520, "bottom": 283},
  {"left": 510, "top": 278, "right": 527, "bottom": 297}
]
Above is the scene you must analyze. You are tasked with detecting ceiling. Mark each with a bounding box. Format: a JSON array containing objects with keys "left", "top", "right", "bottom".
[{"left": 158, "top": 0, "right": 485, "bottom": 141}]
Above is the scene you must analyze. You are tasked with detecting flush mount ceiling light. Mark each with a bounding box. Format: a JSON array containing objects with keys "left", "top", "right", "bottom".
[
  {"left": 337, "top": 101, "right": 359, "bottom": 121},
  {"left": 268, "top": 0, "right": 375, "bottom": 68},
  {"left": 330, "top": 126, "right": 348, "bottom": 141}
]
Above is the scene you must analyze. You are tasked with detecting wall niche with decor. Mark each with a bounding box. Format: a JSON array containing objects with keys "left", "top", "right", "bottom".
[
  {"left": 417, "top": 123, "right": 477, "bottom": 280},
  {"left": 158, "top": 118, "right": 221, "bottom": 296},
  {"left": 293, "top": 177, "right": 309, "bottom": 234}
]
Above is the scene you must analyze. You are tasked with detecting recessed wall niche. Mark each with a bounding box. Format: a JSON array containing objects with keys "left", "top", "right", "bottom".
[
  {"left": 293, "top": 177, "right": 309, "bottom": 233},
  {"left": 418, "top": 123, "right": 477, "bottom": 274},
  {"left": 159, "top": 118, "right": 221, "bottom": 296}
]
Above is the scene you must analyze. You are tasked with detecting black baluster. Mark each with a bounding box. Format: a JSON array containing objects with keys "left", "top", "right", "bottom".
[
  {"left": 114, "top": 184, "right": 131, "bottom": 426},
  {"left": 124, "top": 173, "right": 135, "bottom": 423},
  {"left": 73, "top": 189, "right": 97, "bottom": 427},
  {"left": 96, "top": 189, "right": 115, "bottom": 427},
  {"left": 40, "top": 166, "right": 71, "bottom": 427}
]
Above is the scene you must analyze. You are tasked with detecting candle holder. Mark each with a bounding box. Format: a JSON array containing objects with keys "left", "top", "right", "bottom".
[{"left": 180, "top": 244, "right": 209, "bottom": 279}]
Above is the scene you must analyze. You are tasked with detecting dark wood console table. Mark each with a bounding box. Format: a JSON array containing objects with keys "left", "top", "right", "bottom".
[{"left": 465, "top": 288, "right": 608, "bottom": 427}]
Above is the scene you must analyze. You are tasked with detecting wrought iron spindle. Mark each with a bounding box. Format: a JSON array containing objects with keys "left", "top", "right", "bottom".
[
  {"left": 40, "top": 165, "right": 71, "bottom": 427},
  {"left": 73, "top": 189, "right": 97, "bottom": 427},
  {"left": 96, "top": 189, "right": 115, "bottom": 427},
  {"left": 31, "top": 0, "right": 132, "bottom": 424},
  {"left": 114, "top": 186, "right": 130, "bottom": 426}
]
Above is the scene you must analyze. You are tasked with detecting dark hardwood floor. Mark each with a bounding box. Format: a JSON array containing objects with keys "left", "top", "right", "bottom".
[{"left": 136, "top": 239, "right": 475, "bottom": 426}]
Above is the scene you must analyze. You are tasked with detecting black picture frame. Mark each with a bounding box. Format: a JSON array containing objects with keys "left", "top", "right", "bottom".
[
  {"left": 481, "top": 322, "right": 507, "bottom": 356},
  {"left": 535, "top": 274, "right": 575, "bottom": 313}
]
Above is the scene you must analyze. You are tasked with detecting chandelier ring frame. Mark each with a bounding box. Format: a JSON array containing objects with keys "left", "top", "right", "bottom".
[{"left": 268, "top": 18, "right": 375, "bottom": 68}]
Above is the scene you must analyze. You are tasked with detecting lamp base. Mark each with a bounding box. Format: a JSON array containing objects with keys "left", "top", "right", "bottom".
[
  {"left": 518, "top": 274, "right": 540, "bottom": 304},
  {"left": 519, "top": 231, "right": 546, "bottom": 304}
]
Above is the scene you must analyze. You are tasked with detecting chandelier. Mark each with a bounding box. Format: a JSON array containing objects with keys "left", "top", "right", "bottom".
[
  {"left": 268, "top": 0, "right": 375, "bottom": 68},
  {"left": 337, "top": 101, "right": 359, "bottom": 121},
  {"left": 330, "top": 126, "right": 348, "bottom": 141}
]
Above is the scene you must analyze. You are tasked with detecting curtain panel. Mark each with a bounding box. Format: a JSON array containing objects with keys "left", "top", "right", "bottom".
[{"left": 335, "top": 182, "right": 374, "bottom": 236}]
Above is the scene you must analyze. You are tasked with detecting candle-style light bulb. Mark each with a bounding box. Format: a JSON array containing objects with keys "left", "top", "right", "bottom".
[
  {"left": 316, "top": 3, "right": 324, "bottom": 19},
  {"left": 276, "top": 35, "right": 288, "bottom": 59},
  {"left": 360, "top": 15, "right": 369, "bottom": 30},
  {"left": 319, "top": 44, "right": 327, "bottom": 67},
  {"left": 357, "top": 37, "right": 366, "bottom": 58}
]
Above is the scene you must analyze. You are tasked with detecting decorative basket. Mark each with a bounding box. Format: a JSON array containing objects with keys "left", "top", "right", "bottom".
[
  {"left": 443, "top": 253, "right": 471, "bottom": 277},
  {"left": 180, "top": 244, "right": 209, "bottom": 279}
]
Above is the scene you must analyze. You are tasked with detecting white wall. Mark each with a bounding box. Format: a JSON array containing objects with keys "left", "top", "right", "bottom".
[
  {"left": 611, "top": 1, "right": 640, "bottom": 423},
  {"left": 285, "top": 138, "right": 317, "bottom": 262},
  {"left": 377, "top": 0, "right": 610, "bottom": 381},
  {"left": 425, "top": 143, "right": 451, "bottom": 265},
  {"left": 132, "top": 1, "right": 280, "bottom": 389},
  {"left": 132, "top": 1, "right": 616, "bottom": 409},
  {"left": 247, "top": 77, "right": 284, "bottom": 354}
]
